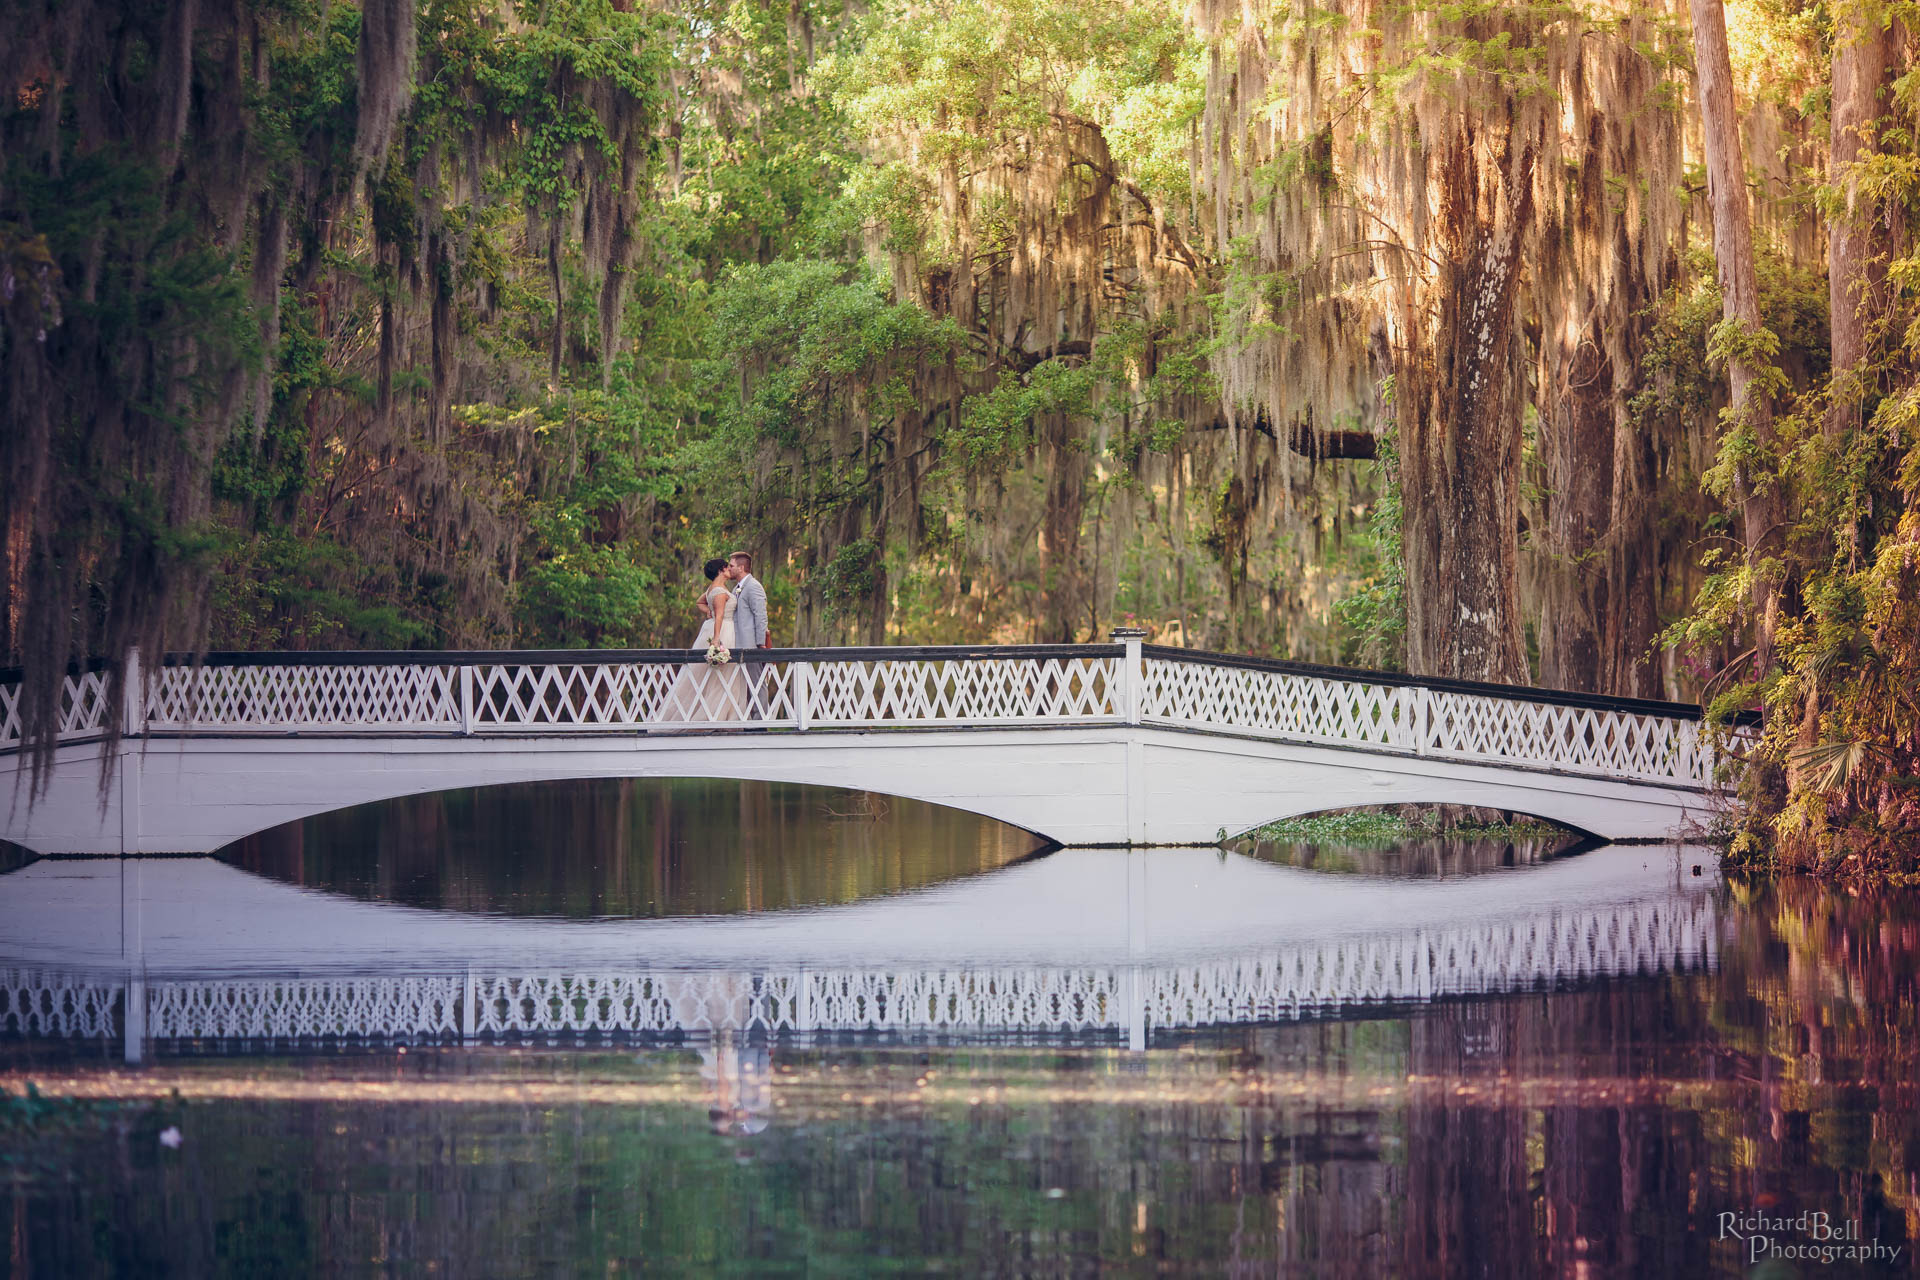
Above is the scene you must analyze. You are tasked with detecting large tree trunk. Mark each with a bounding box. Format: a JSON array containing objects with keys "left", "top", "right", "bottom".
[
  {"left": 1796, "top": 6, "right": 1901, "bottom": 772},
  {"left": 1604, "top": 425, "right": 1666, "bottom": 699},
  {"left": 1538, "top": 295, "right": 1667, "bottom": 699},
  {"left": 1037, "top": 411, "right": 1086, "bottom": 641},
  {"left": 1689, "top": 0, "right": 1784, "bottom": 678},
  {"left": 1401, "top": 130, "right": 1533, "bottom": 685},
  {"left": 1538, "top": 327, "right": 1613, "bottom": 692},
  {"left": 1828, "top": 5, "right": 1895, "bottom": 447}
]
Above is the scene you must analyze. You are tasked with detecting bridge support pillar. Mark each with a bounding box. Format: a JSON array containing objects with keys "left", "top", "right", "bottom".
[
  {"left": 1113, "top": 629, "right": 1148, "bottom": 847},
  {"left": 115, "top": 647, "right": 145, "bottom": 855}
]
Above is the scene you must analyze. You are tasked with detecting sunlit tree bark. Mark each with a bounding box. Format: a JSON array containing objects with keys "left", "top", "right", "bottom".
[
  {"left": 1399, "top": 131, "right": 1532, "bottom": 684},
  {"left": 1827, "top": 1, "right": 1896, "bottom": 449},
  {"left": 1689, "top": 0, "right": 1786, "bottom": 679}
]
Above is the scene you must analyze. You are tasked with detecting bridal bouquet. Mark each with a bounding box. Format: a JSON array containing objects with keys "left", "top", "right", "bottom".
[{"left": 705, "top": 642, "right": 731, "bottom": 666}]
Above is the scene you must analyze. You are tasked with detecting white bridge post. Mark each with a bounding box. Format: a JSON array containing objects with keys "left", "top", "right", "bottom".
[
  {"left": 118, "top": 647, "right": 144, "bottom": 855},
  {"left": 794, "top": 661, "right": 812, "bottom": 731},
  {"left": 1113, "top": 629, "right": 1148, "bottom": 845},
  {"left": 1114, "top": 629, "right": 1145, "bottom": 726}
]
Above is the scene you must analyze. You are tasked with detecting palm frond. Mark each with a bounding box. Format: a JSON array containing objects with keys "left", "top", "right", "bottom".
[{"left": 1790, "top": 738, "right": 1880, "bottom": 793}]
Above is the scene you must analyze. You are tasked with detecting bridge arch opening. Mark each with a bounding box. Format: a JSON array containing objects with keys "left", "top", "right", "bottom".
[
  {"left": 0, "top": 838, "right": 37, "bottom": 877},
  {"left": 220, "top": 775, "right": 1051, "bottom": 918},
  {"left": 1223, "top": 804, "right": 1600, "bottom": 878}
]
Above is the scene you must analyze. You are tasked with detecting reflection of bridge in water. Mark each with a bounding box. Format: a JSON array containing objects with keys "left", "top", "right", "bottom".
[
  {"left": 1, "top": 847, "right": 1719, "bottom": 1055},
  {"left": 3, "top": 898, "right": 1716, "bottom": 1051}
]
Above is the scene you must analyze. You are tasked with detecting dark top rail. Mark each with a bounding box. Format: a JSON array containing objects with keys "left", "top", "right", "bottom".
[
  {"left": 1141, "top": 645, "right": 1744, "bottom": 724},
  {"left": 0, "top": 657, "right": 113, "bottom": 686},
  {"left": 159, "top": 644, "right": 1123, "bottom": 668},
  {"left": 0, "top": 644, "right": 1743, "bottom": 725}
]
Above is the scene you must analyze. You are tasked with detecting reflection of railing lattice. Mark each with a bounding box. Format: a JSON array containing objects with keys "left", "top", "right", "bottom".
[
  {"left": 1, "top": 896, "right": 1717, "bottom": 1048},
  {"left": 0, "top": 967, "right": 122, "bottom": 1037},
  {"left": 144, "top": 975, "right": 463, "bottom": 1041}
]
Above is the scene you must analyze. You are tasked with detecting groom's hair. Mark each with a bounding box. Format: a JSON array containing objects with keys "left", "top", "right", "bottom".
[
  {"left": 702, "top": 557, "right": 729, "bottom": 580},
  {"left": 728, "top": 551, "right": 753, "bottom": 569}
]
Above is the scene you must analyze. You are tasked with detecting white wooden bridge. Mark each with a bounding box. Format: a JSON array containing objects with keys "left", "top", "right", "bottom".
[
  {"left": 1, "top": 637, "right": 1728, "bottom": 854},
  {"left": 0, "top": 847, "right": 1718, "bottom": 1055}
]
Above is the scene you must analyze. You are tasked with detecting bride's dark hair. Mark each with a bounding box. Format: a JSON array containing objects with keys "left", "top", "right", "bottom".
[{"left": 703, "top": 557, "right": 729, "bottom": 580}]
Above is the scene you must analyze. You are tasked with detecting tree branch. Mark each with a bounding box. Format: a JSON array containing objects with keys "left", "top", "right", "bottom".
[
  {"left": 1198, "top": 408, "right": 1377, "bottom": 460},
  {"left": 1050, "top": 111, "right": 1212, "bottom": 279},
  {"left": 1011, "top": 339, "right": 1091, "bottom": 373}
]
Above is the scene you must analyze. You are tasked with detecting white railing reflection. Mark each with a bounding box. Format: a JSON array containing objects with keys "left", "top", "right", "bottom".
[{"left": 1, "top": 893, "right": 1716, "bottom": 1050}]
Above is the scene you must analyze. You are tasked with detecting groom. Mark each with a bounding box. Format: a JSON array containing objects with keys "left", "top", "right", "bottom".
[
  {"left": 727, "top": 551, "right": 769, "bottom": 719},
  {"left": 726, "top": 552, "right": 769, "bottom": 649}
]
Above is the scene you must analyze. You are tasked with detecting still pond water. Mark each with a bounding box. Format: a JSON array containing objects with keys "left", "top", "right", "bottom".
[{"left": 1, "top": 779, "right": 1916, "bottom": 1277}]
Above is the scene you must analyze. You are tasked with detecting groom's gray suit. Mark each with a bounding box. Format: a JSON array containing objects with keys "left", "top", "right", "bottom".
[
  {"left": 733, "top": 573, "right": 768, "bottom": 650},
  {"left": 733, "top": 571, "right": 769, "bottom": 719}
]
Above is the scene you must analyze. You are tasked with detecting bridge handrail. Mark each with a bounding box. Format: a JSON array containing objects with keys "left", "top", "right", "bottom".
[
  {"left": 146, "top": 643, "right": 1730, "bottom": 721},
  {"left": 1138, "top": 645, "right": 1723, "bottom": 722},
  {"left": 154, "top": 643, "right": 1122, "bottom": 667},
  {"left": 1, "top": 643, "right": 1730, "bottom": 788}
]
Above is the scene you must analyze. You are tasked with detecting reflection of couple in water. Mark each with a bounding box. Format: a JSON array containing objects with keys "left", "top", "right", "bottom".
[
  {"left": 654, "top": 551, "right": 771, "bottom": 726},
  {"left": 700, "top": 1032, "right": 772, "bottom": 1137},
  {"left": 686, "top": 971, "right": 772, "bottom": 1137}
]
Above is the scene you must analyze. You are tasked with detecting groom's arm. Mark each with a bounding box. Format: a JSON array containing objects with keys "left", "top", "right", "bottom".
[{"left": 748, "top": 580, "right": 770, "bottom": 646}]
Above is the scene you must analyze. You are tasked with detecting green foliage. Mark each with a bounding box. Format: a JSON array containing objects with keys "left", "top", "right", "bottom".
[
  {"left": 516, "top": 391, "right": 677, "bottom": 646},
  {"left": 1241, "top": 808, "right": 1562, "bottom": 845},
  {"left": 815, "top": 539, "right": 882, "bottom": 621},
  {"left": 1333, "top": 395, "right": 1406, "bottom": 670},
  {"left": 949, "top": 362, "right": 1097, "bottom": 471},
  {"left": 693, "top": 260, "right": 961, "bottom": 547}
]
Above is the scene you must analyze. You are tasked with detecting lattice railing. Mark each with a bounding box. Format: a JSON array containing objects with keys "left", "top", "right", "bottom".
[
  {"left": 0, "top": 666, "right": 116, "bottom": 749},
  {"left": 1140, "top": 658, "right": 1409, "bottom": 749},
  {"left": 8, "top": 644, "right": 1722, "bottom": 788},
  {"left": 468, "top": 659, "right": 799, "bottom": 730},
  {"left": 146, "top": 663, "right": 462, "bottom": 732},
  {"left": 1138, "top": 653, "right": 1718, "bottom": 786},
  {"left": 131, "top": 648, "right": 1120, "bottom": 737},
  {"left": 4, "top": 896, "right": 1718, "bottom": 1046},
  {"left": 802, "top": 656, "right": 1117, "bottom": 727},
  {"left": 1421, "top": 689, "right": 1712, "bottom": 785}
]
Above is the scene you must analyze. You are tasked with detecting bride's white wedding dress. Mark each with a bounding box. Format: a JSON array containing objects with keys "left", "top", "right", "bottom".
[{"left": 652, "top": 585, "right": 745, "bottom": 728}]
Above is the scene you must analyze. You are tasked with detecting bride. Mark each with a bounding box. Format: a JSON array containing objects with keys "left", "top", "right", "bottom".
[{"left": 653, "top": 558, "right": 747, "bottom": 727}]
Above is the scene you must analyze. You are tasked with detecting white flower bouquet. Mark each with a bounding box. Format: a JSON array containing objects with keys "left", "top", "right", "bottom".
[{"left": 705, "top": 642, "right": 731, "bottom": 666}]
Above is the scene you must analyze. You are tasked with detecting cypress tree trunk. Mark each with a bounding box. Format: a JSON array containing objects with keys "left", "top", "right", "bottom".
[
  {"left": 1400, "top": 131, "right": 1533, "bottom": 685},
  {"left": 1827, "top": 4, "right": 1894, "bottom": 447},
  {"left": 1538, "top": 329, "right": 1614, "bottom": 692},
  {"left": 1038, "top": 411, "right": 1086, "bottom": 642},
  {"left": 1689, "top": 0, "right": 1785, "bottom": 678}
]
